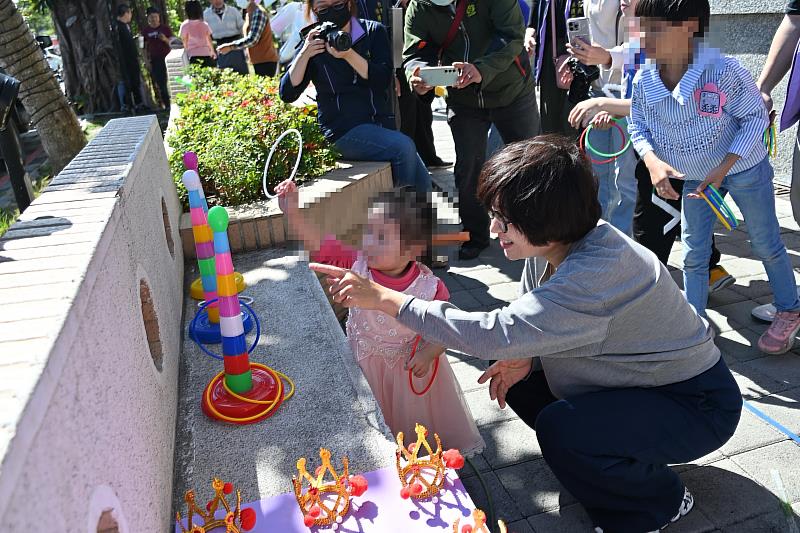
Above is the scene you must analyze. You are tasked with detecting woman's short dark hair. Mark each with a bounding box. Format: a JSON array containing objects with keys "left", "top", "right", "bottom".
[
  {"left": 477, "top": 135, "right": 601, "bottom": 246},
  {"left": 185, "top": 0, "right": 203, "bottom": 20},
  {"left": 117, "top": 3, "right": 131, "bottom": 17},
  {"left": 635, "top": 0, "right": 710, "bottom": 37},
  {"left": 146, "top": 6, "right": 160, "bottom": 15},
  {"left": 370, "top": 187, "right": 433, "bottom": 252}
]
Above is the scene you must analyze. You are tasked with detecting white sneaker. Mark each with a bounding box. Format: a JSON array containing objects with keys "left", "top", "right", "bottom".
[{"left": 593, "top": 488, "right": 694, "bottom": 533}]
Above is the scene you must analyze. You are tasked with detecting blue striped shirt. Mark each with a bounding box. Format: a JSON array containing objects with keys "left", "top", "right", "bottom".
[{"left": 628, "top": 44, "right": 768, "bottom": 181}]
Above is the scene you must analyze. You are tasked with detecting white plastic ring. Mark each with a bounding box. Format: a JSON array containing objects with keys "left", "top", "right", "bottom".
[
  {"left": 263, "top": 128, "right": 303, "bottom": 199},
  {"left": 197, "top": 295, "right": 254, "bottom": 308}
]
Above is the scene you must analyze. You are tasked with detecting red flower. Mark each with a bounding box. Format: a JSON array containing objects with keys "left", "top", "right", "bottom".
[
  {"left": 348, "top": 475, "right": 368, "bottom": 497},
  {"left": 261, "top": 97, "right": 274, "bottom": 107},
  {"left": 240, "top": 508, "right": 256, "bottom": 530},
  {"left": 265, "top": 114, "right": 277, "bottom": 122},
  {"left": 443, "top": 449, "right": 465, "bottom": 470},
  {"left": 225, "top": 90, "right": 235, "bottom": 97},
  {"left": 303, "top": 514, "right": 315, "bottom": 527},
  {"left": 240, "top": 100, "right": 251, "bottom": 108},
  {"left": 223, "top": 482, "right": 233, "bottom": 495},
  {"left": 200, "top": 94, "right": 210, "bottom": 101}
]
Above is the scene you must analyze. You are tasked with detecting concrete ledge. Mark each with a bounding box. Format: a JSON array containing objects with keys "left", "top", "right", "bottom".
[
  {"left": 173, "top": 249, "right": 396, "bottom": 513},
  {"left": 0, "top": 116, "right": 184, "bottom": 532},
  {"left": 179, "top": 160, "right": 393, "bottom": 258}
]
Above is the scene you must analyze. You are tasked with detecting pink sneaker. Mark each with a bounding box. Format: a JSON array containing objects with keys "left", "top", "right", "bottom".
[{"left": 758, "top": 311, "right": 800, "bottom": 355}]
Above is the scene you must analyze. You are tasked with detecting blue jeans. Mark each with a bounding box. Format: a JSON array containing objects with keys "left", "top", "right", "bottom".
[
  {"left": 588, "top": 92, "right": 637, "bottom": 235},
  {"left": 682, "top": 156, "right": 800, "bottom": 316},
  {"left": 334, "top": 123, "right": 431, "bottom": 192}
]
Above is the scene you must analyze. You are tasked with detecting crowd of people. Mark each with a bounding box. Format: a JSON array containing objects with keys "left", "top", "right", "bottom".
[{"left": 273, "top": 0, "right": 800, "bottom": 531}]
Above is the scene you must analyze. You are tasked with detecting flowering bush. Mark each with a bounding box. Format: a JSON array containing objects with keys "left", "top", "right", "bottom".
[{"left": 168, "top": 66, "right": 339, "bottom": 207}]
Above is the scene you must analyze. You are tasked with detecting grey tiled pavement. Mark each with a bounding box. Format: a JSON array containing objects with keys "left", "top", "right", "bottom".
[{"left": 427, "top": 111, "right": 800, "bottom": 532}]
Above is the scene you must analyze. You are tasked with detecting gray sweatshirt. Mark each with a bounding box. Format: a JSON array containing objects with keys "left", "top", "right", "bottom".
[{"left": 398, "top": 223, "right": 721, "bottom": 399}]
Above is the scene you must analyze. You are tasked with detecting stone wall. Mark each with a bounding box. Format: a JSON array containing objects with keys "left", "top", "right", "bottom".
[
  {"left": 0, "top": 116, "right": 184, "bottom": 532},
  {"left": 711, "top": 1, "right": 796, "bottom": 184}
]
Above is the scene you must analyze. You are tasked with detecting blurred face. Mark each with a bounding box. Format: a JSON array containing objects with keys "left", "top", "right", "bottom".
[
  {"left": 119, "top": 10, "right": 132, "bottom": 22},
  {"left": 639, "top": 17, "right": 699, "bottom": 66},
  {"left": 211, "top": 0, "right": 225, "bottom": 8},
  {"left": 361, "top": 207, "right": 420, "bottom": 272},
  {"left": 147, "top": 12, "right": 161, "bottom": 26}
]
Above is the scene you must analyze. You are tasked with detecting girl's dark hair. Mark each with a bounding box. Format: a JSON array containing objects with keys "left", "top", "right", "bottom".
[
  {"left": 369, "top": 187, "right": 433, "bottom": 252},
  {"left": 635, "top": 0, "right": 710, "bottom": 37},
  {"left": 116, "top": 3, "right": 131, "bottom": 17},
  {"left": 185, "top": 0, "right": 203, "bottom": 20},
  {"left": 478, "top": 135, "right": 601, "bottom": 246}
]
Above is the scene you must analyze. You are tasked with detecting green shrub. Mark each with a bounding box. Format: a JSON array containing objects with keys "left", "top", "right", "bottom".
[{"left": 168, "top": 66, "right": 339, "bottom": 208}]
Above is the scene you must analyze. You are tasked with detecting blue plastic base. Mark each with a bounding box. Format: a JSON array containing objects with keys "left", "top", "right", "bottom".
[{"left": 190, "top": 307, "right": 255, "bottom": 345}]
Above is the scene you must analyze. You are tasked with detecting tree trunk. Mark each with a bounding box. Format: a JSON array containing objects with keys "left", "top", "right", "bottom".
[
  {"left": 0, "top": 0, "right": 85, "bottom": 174},
  {"left": 48, "top": 0, "right": 122, "bottom": 115}
]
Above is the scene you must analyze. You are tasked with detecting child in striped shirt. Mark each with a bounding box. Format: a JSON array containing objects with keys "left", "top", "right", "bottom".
[{"left": 628, "top": 0, "right": 800, "bottom": 355}]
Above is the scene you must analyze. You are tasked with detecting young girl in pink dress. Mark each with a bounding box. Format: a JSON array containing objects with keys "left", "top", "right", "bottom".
[{"left": 276, "top": 180, "right": 484, "bottom": 456}]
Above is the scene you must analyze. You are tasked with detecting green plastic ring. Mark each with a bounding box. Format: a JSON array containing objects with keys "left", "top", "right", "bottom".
[{"left": 584, "top": 118, "right": 632, "bottom": 159}]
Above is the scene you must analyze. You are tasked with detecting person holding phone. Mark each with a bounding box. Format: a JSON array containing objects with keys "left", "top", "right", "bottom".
[
  {"left": 404, "top": 0, "right": 540, "bottom": 260},
  {"left": 279, "top": 0, "right": 431, "bottom": 192}
]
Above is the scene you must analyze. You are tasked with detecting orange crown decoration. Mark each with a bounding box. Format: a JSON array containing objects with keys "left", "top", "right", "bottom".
[
  {"left": 396, "top": 423, "right": 452, "bottom": 501},
  {"left": 293, "top": 448, "right": 368, "bottom": 529},
  {"left": 452, "top": 509, "right": 508, "bottom": 533},
  {"left": 176, "top": 478, "right": 256, "bottom": 533}
]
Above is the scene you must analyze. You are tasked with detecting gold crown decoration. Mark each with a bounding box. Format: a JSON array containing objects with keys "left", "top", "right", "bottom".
[
  {"left": 293, "top": 448, "right": 369, "bottom": 529},
  {"left": 395, "top": 423, "right": 447, "bottom": 501},
  {"left": 452, "top": 509, "right": 508, "bottom": 533},
  {"left": 176, "top": 478, "right": 256, "bottom": 533}
]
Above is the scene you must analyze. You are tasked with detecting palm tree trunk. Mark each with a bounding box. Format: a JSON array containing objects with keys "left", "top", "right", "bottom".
[{"left": 0, "top": 0, "right": 85, "bottom": 174}]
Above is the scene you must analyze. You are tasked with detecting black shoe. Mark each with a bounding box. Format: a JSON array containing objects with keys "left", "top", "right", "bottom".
[
  {"left": 458, "top": 241, "right": 489, "bottom": 260},
  {"left": 425, "top": 158, "right": 453, "bottom": 169}
]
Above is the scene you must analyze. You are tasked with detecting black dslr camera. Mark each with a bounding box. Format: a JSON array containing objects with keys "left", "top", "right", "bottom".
[
  {"left": 317, "top": 21, "right": 352, "bottom": 52},
  {"left": 566, "top": 57, "right": 600, "bottom": 104}
]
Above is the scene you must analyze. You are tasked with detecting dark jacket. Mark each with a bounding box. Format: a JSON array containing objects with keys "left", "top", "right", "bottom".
[
  {"left": 279, "top": 19, "right": 394, "bottom": 143},
  {"left": 402, "top": 0, "right": 534, "bottom": 109},
  {"left": 116, "top": 20, "right": 141, "bottom": 79}
]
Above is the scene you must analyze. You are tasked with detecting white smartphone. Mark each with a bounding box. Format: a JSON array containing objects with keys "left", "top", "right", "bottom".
[
  {"left": 418, "top": 66, "right": 459, "bottom": 87},
  {"left": 567, "top": 17, "right": 593, "bottom": 50}
]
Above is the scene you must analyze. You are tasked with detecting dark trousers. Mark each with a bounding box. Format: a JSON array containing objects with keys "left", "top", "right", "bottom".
[
  {"left": 505, "top": 358, "right": 741, "bottom": 532},
  {"left": 538, "top": 38, "right": 579, "bottom": 137},
  {"left": 397, "top": 70, "right": 439, "bottom": 164},
  {"left": 217, "top": 48, "right": 248, "bottom": 74},
  {"left": 633, "top": 158, "right": 721, "bottom": 268},
  {"left": 253, "top": 61, "right": 278, "bottom": 77},
  {"left": 448, "top": 94, "right": 541, "bottom": 245},
  {"left": 190, "top": 56, "right": 215, "bottom": 68},
  {"left": 150, "top": 57, "right": 170, "bottom": 108}
]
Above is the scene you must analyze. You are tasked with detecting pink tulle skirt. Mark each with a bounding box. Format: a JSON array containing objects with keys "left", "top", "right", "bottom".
[{"left": 358, "top": 354, "right": 485, "bottom": 457}]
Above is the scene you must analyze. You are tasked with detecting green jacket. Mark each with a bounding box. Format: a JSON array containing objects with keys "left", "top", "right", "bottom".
[{"left": 402, "top": 0, "right": 534, "bottom": 109}]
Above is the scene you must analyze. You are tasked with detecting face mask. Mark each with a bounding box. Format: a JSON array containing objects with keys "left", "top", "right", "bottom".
[{"left": 316, "top": 2, "right": 351, "bottom": 28}]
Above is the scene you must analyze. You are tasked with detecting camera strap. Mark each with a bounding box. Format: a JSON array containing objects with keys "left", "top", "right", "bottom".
[{"left": 438, "top": 0, "right": 469, "bottom": 63}]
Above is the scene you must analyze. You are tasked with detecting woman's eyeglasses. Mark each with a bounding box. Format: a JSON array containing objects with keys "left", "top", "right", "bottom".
[{"left": 488, "top": 210, "right": 510, "bottom": 233}]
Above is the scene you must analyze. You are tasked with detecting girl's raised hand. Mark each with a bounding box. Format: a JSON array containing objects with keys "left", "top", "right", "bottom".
[{"left": 275, "top": 179, "right": 298, "bottom": 213}]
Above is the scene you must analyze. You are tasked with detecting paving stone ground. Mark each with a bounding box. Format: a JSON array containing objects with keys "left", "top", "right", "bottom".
[{"left": 427, "top": 110, "right": 800, "bottom": 532}]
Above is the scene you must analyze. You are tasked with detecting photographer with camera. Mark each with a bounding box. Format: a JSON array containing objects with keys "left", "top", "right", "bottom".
[
  {"left": 279, "top": 0, "right": 431, "bottom": 191},
  {"left": 404, "top": 0, "right": 540, "bottom": 260}
]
